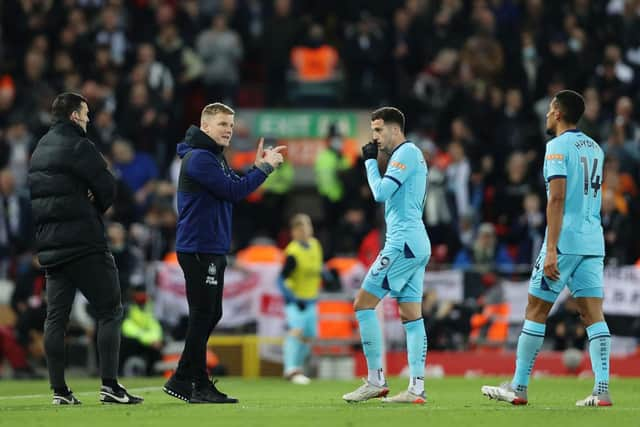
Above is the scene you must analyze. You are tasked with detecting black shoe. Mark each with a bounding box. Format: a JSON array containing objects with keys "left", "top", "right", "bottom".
[
  {"left": 100, "top": 384, "right": 144, "bottom": 404},
  {"left": 163, "top": 374, "right": 193, "bottom": 402},
  {"left": 52, "top": 391, "right": 82, "bottom": 405},
  {"left": 190, "top": 379, "right": 238, "bottom": 404}
]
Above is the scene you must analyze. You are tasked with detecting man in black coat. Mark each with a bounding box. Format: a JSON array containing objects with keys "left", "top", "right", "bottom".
[{"left": 28, "top": 92, "right": 142, "bottom": 405}]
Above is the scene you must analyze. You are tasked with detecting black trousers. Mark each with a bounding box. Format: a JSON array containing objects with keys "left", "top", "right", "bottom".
[
  {"left": 44, "top": 251, "right": 123, "bottom": 389},
  {"left": 175, "top": 252, "right": 226, "bottom": 385}
]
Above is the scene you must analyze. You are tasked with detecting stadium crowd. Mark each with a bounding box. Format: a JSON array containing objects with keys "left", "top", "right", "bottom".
[{"left": 1, "top": 0, "right": 639, "bottom": 375}]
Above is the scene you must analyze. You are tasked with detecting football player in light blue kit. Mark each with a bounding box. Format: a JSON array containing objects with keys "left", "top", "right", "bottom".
[
  {"left": 482, "top": 90, "right": 612, "bottom": 407},
  {"left": 343, "top": 107, "right": 430, "bottom": 404}
]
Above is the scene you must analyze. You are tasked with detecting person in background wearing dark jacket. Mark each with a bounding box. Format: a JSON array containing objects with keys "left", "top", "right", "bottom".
[
  {"left": 28, "top": 93, "right": 142, "bottom": 406},
  {"left": 163, "top": 102, "right": 284, "bottom": 404}
]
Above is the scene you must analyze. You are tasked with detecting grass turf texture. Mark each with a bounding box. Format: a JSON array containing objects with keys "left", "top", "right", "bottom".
[{"left": 0, "top": 377, "right": 638, "bottom": 427}]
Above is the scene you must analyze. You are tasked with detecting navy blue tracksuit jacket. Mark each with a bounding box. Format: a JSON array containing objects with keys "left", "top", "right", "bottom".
[{"left": 175, "top": 126, "right": 268, "bottom": 254}]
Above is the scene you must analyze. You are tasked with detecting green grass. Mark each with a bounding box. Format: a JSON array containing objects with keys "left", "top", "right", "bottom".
[{"left": 1, "top": 377, "right": 639, "bottom": 427}]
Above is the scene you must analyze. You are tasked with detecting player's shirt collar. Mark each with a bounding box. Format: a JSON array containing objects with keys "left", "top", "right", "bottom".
[
  {"left": 560, "top": 128, "right": 581, "bottom": 135},
  {"left": 391, "top": 140, "right": 410, "bottom": 155}
]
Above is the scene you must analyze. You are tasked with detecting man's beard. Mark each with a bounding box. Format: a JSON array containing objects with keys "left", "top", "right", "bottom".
[{"left": 545, "top": 127, "right": 555, "bottom": 137}]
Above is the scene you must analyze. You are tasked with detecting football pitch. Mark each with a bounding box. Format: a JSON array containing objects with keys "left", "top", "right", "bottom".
[{"left": 1, "top": 377, "right": 638, "bottom": 427}]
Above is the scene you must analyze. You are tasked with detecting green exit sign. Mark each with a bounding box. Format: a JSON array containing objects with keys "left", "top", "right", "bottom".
[{"left": 254, "top": 111, "right": 357, "bottom": 138}]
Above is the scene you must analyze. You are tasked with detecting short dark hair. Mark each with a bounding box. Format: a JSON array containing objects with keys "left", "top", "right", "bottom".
[
  {"left": 371, "top": 106, "right": 405, "bottom": 132},
  {"left": 553, "top": 90, "right": 585, "bottom": 124},
  {"left": 51, "top": 92, "right": 87, "bottom": 121}
]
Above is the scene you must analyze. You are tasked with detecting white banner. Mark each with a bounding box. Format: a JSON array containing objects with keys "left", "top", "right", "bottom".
[
  {"left": 502, "top": 280, "right": 529, "bottom": 322},
  {"left": 603, "top": 266, "right": 640, "bottom": 316},
  {"left": 153, "top": 262, "right": 261, "bottom": 328},
  {"left": 154, "top": 261, "right": 189, "bottom": 328},
  {"left": 244, "top": 263, "right": 286, "bottom": 362},
  {"left": 423, "top": 270, "right": 464, "bottom": 302},
  {"left": 219, "top": 268, "right": 260, "bottom": 328}
]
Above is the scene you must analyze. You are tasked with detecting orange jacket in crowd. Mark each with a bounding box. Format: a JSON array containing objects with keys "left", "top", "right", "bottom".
[{"left": 290, "top": 45, "right": 339, "bottom": 82}]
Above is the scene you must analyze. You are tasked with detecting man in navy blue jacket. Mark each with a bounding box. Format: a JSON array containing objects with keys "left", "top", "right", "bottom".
[{"left": 163, "top": 103, "right": 284, "bottom": 404}]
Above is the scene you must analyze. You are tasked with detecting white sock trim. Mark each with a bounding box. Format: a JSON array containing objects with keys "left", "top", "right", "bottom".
[
  {"left": 409, "top": 376, "right": 424, "bottom": 395},
  {"left": 368, "top": 369, "right": 385, "bottom": 386}
]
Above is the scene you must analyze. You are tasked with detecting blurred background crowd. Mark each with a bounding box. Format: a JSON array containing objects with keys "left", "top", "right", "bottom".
[{"left": 1, "top": 0, "right": 639, "bottom": 377}]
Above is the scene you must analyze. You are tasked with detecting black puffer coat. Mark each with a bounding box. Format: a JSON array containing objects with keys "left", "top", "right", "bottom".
[{"left": 28, "top": 120, "right": 116, "bottom": 267}]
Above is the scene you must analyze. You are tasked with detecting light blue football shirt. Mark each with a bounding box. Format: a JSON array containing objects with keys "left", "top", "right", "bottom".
[
  {"left": 365, "top": 141, "right": 430, "bottom": 255},
  {"left": 543, "top": 129, "right": 604, "bottom": 256}
]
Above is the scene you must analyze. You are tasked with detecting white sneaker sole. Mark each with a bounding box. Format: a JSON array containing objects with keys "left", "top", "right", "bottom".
[
  {"left": 343, "top": 387, "right": 389, "bottom": 403},
  {"left": 481, "top": 386, "right": 527, "bottom": 405},
  {"left": 163, "top": 386, "right": 190, "bottom": 402}
]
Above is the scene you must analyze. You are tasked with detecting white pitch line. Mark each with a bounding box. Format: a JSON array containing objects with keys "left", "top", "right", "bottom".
[{"left": 0, "top": 386, "right": 160, "bottom": 401}]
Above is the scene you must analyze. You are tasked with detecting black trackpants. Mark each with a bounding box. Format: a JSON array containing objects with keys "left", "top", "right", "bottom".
[
  {"left": 174, "top": 252, "right": 226, "bottom": 385},
  {"left": 44, "top": 251, "right": 123, "bottom": 389}
]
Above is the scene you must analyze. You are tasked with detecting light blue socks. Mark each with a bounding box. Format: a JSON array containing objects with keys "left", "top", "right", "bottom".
[
  {"left": 512, "top": 319, "right": 545, "bottom": 391},
  {"left": 298, "top": 341, "right": 310, "bottom": 368},
  {"left": 586, "top": 321, "right": 611, "bottom": 394},
  {"left": 404, "top": 318, "right": 427, "bottom": 394},
  {"left": 356, "top": 309, "right": 385, "bottom": 386},
  {"left": 283, "top": 335, "right": 304, "bottom": 374}
]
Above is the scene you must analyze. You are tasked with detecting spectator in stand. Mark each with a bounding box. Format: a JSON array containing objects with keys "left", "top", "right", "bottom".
[
  {"left": 590, "top": 58, "right": 629, "bottom": 117},
  {"left": 111, "top": 139, "right": 159, "bottom": 211},
  {"left": 314, "top": 125, "right": 350, "bottom": 234},
  {"left": 601, "top": 188, "right": 632, "bottom": 265},
  {"left": 87, "top": 105, "right": 118, "bottom": 154},
  {"left": 469, "top": 275, "right": 510, "bottom": 350},
  {"left": 197, "top": 13, "right": 244, "bottom": 105},
  {"left": 536, "top": 33, "right": 582, "bottom": 99},
  {"left": 389, "top": 7, "right": 417, "bottom": 104},
  {"left": 412, "top": 48, "right": 460, "bottom": 134},
  {"left": 95, "top": 6, "right": 128, "bottom": 66},
  {"left": 289, "top": 23, "right": 341, "bottom": 105},
  {"left": 332, "top": 205, "right": 369, "bottom": 256},
  {"left": 445, "top": 139, "right": 471, "bottom": 222},
  {"left": 107, "top": 222, "right": 145, "bottom": 299},
  {"left": 493, "top": 152, "right": 539, "bottom": 234},
  {"left": 508, "top": 192, "right": 545, "bottom": 267},
  {"left": 140, "top": 190, "right": 179, "bottom": 261},
  {"left": 0, "top": 169, "right": 32, "bottom": 278},
  {"left": 454, "top": 223, "right": 514, "bottom": 273},
  {"left": 260, "top": 158, "right": 295, "bottom": 238},
  {"left": 3, "top": 116, "right": 35, "bottom": 189},
  {"left": 601, "top": 156, "right": 637, "bottom": 217},
  {"left": 17, "top": 49, "right": 54, "bottom": 119},
  {"left": 577, "top": 87, "right": 604, "bottom": 143},
  {"left": 120, "top": 286, "right": 163, "bottom": 377},
  {"left": 135, "top": 42, "right": 175, "bottom": 106},
  {"left": 0, "top": 75, "right": 17, "bottom": 133},
  {"left": 264, "top": 0, "right": 300, "bottom": 106},
  {"left": 343, "top": 12, "right": 387, "bottom": 106},
  {"left": 600, "top": 44, "right": 634, "bottom": 85},
  {"left": 602, "top": 97, "right": 640, "bottom": 173},
  {"left": 156, "top": 23, "right": 204, "bottom": 89},
  {"left": 9, "top": 255, "right": 46, "bottom": 379},
  {"left": 494, "top": 88, "right": 541, "bottom": 165},
  {"left": 0, "top": 325, "right": 42, "bottom": 379},
  {"left": 118, "top": 82, "right": 164, "bottom": 157}
]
